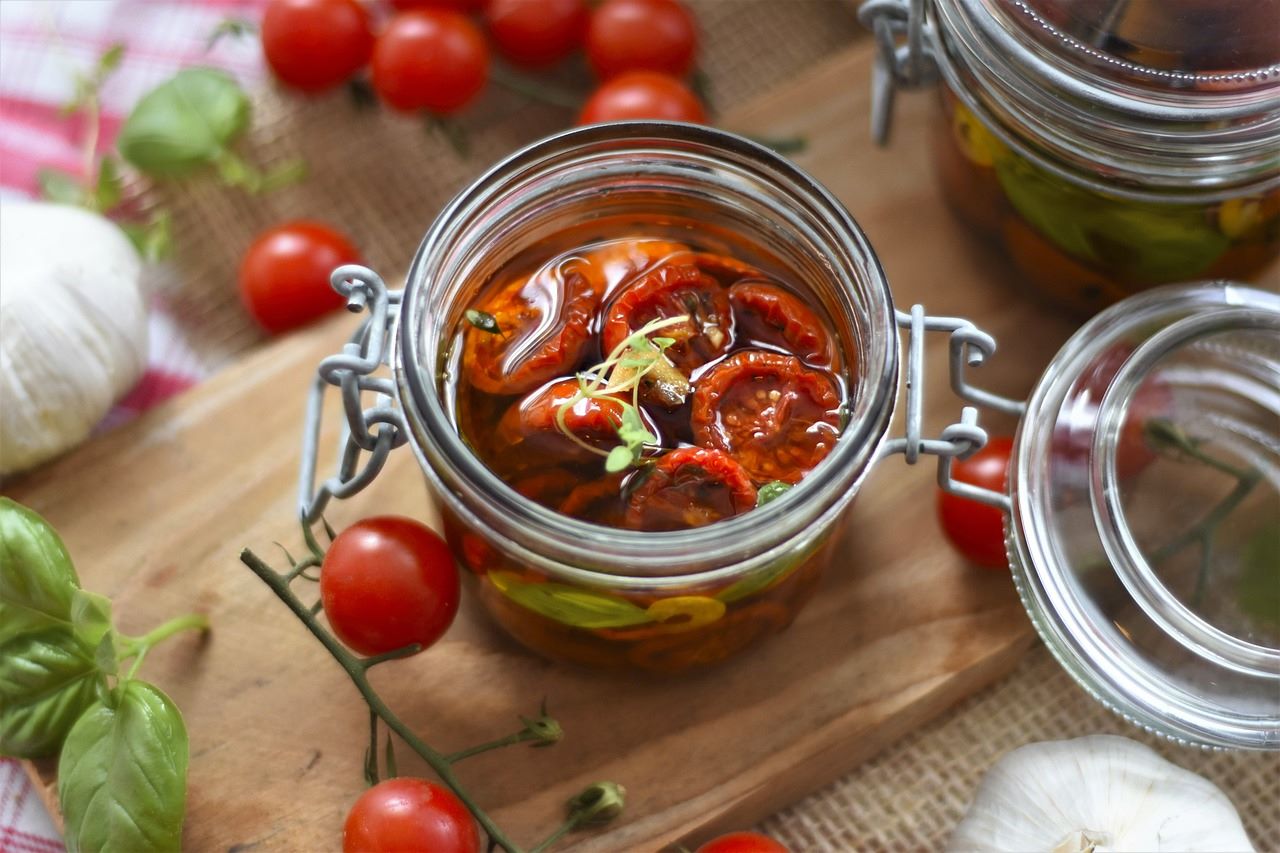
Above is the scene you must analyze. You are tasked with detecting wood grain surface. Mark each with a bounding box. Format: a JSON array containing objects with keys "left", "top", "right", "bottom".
[{"left": 6, "top": 41, "right": 1115, "bottom": 851}]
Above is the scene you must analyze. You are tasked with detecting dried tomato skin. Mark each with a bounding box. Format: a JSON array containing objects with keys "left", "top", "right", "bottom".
[
  {"left": 602, "top": 263, "right": 733, "bottom": 373},
  {"left": 729, "top": 280, "right": 836, "bottom": 366},
  {"left": 462, "top": 269, "right": 599, "bottom": 396},
  {"left": 496, "top": 379, "right": 627, "bottom": 463},
  {"left": 691, "top": 350, "right": 842, "bottom": 484},
  {"left": 690, "top": 251, "right": 764, "bottom": 286},
  {"left": 624, "top": 447, "right": 757, "bottom": 531},
  {"left": 559, "top": 473, "right": 629, "bottom": 526}
]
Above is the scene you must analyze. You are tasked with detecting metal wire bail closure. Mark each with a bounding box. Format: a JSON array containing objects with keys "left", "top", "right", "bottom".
[
  {"left": 858, "top": 0, "right": 939, "bottom": 144},
  {"left": 298, "top": 265, "right": 407, "bottom": 525},
  {"left": 878, "top": 305, "right": 1025, "bottom": 510}
]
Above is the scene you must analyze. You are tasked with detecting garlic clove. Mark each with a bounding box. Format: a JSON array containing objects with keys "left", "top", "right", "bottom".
[
  {"left": 0, "top": 202, "right": 147, "bottom": 476},
  {"left": 948, "top": 735, "right": 1255, "bottom": 852}
]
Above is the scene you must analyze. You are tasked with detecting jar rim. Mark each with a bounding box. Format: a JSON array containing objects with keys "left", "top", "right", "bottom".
[
  {"left": 933, "top": 0, "right": 1280, "bottom": 198},
  {"left": 1008, "top": 281, "right": 1280, "bottom": 749},
  {"left": 396, "top": 122, "right": 899, "bottom": 582}
]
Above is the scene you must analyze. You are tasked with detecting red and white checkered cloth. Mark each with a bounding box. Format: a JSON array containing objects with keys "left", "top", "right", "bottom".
[{"left": 1, "top": 2, "right": 269, "bottom": 847}]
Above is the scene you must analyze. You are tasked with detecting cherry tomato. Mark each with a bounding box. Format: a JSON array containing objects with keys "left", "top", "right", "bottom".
[
  {"left": 729, "top": 281, "right": 836, "bottom": 366},
  {"left": 585, "top": 0, "right": 697, "bottom": 79},
  {"left": 936, "top": 436, "right": 1012, "bottom": 570},
  {"left": 569, "top": 238, "right": 691, "bottom": 297},
  {"left": 559, "top": 473, "right": 628, "bottom": 526},
  {"left": 497, "top": 379, "right": 629, "bottom": 462},
  {"left": 578, "top": 71, "right": 706, "bottom": 124},
  {"left": 238, "top": 221, "right": 362, "bottom": 334},
  {"left": 343, "top": 778, "right": 480, "bottom": 853},
  {"left": 486, "top": 0, "right": 589, "bottom": 68},
  {"left": 690, "top": 251, "right": 763, "bottom": 286},
  {"left": 320, "top": 517, "right": 460, "bottom": 656},
  {"left": 372, "top": 10, "right": 490, "bottom": 114},
  {"left": 697, "top": 831, "right": 792, "bottom": 853},
  {"left": 512, "top": 468, "right": 580, "bottom": 506},
  {"left": 602, "top": 262, "right": 731, "bottom": 373},
  {"left": 625, "top": 447, "right": 756, "bottom": 530},
  {"left": 261, "top": 0, "right": 374, "bottom": 93},
  {"left": 691, "top": 351, "right": 842, "bottom": 484},
  {"left": 463, "top": 265, "right": 599, "bottom": 395},
  {"left": 390, "top": 0, "right": 483, "bottom": 10}
]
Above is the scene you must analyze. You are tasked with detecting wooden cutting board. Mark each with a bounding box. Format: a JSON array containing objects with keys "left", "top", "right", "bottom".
[{"left": 9, "top": 41, "right": 1101, "bottom": 851}]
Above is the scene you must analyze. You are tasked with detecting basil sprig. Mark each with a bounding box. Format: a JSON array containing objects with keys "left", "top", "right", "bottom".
[{"left": 0, "top": 498, "right": 206, "bottom": 852}]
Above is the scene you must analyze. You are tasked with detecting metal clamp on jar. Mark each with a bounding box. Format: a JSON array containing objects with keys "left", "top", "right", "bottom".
[{"left": 860, "top": 0, "right": 1280, "bottom": 315}]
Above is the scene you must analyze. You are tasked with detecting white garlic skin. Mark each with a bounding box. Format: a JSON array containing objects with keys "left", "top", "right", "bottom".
[
  {"left": 949, "top": 735, "right": 1255, "bottom": 852},
  {"left": 0, "top": 202, "right": 147, "bottom": 475}
]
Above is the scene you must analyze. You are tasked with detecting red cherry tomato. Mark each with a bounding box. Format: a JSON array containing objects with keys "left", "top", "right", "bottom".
[
  {"left": 486, "top": 0, "right": 589, "bottom": 68},
  {"left": 602, "top": 262, "right": 731, "bottom": 373},
  {"left": 343, "top": 778, "right": 480, "bottom": 853},
  {"left": 697, "top": 831, "right": 792, "bottom": 853},
  {"left": 625, "top": 447, "right": 757, "bottom": 530},
  {"left": 691, "top": 350, "right": 842, "bottom": 484},
  {"left": 690, "top": 251, "right": 763, "bottom": 286},
  {"left": 462, "top": 265, "right": 600, "bottom": 395},
  {"left": 320, "top": 517, "right": 460, "bottom": 656},
  {"left": 389, "top": 0, "right": 483, "bottom": 10},
  {"left": 372, "top": 10, "right": 490, "bottom": 114},
  {"left": 497, "top": 379, "right": 629, "bottom": 463},
  {"left": 729, "top": 280, "right": 836, "bottom": 366},
  {"left": 261, "top": 0, "right": 373, "bottom": 92},
  {"left": 238, "top": 221, "right": 362, "bottom": 334},
  {"left": 586, "top": 0, "right": 697, "bottom": 78},
  {"left": 937, "top": 436, "right": 1013, "bottom": 570},
  {"left": 578, "top": 71, "right": 706, "bottom": 124}
]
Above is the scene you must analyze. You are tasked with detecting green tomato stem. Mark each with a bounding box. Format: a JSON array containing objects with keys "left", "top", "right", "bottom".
[
  {"left": 240, "top": 547, "right": 526, "bottom": 853},
  {"left": 528, "top": 815, "right": 584, "bottom": 853},
  {"left": 445, "top": 730, "right": 542, "bottom": 764}
]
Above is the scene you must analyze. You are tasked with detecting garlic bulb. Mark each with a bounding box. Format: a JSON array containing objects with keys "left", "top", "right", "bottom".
[
  {"left": 949, "top": 735, "right": 1254, "bottom": 852},
  {"left": 0, "top": 202, "right": 148, "bottom": 475}
]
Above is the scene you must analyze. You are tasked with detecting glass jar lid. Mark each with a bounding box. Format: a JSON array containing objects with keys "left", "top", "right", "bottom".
[
  {"left": 1013, "top": 0, "right": 1280, "bottom": 94},
  {"left": 1009, "top": 281, "right": 1280, "bottom": 749},
  {"left": 932, "top": 0, "right": 1280, "bottom": 197}
]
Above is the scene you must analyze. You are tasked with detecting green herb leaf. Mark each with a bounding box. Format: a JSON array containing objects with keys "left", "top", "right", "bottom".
[
  {"left": 1238, "top": 525, "right": 1280, "bottom": 628},
  {"left": 0, "top": 628, "right": 105, "bottom": 758},
  {"left": 491, "top": 572, "right": 651, "bottom": 629},
  {"left": 64, "top": 44, "right": 126, "bottom": 116},
  {"left": 94, "top": 632, "right": 119, "bottom": 678},
  {"left": 121, "top": 211, "right": 173, "bottom": 262},
  {"left": 0, "top": 498, "right": 81, "bottom": 647},
  {"left": 70, "top": 589, "right": 113, "bottom": 650},
  {"left": 650, "top": 336, "right": 676, "bottom": 349},
  {"left": 465, "top": 309, "right": 502, "bottom": 335},
  {"left": 59, "top": 680, "right": 189, "bottom": 853},
  {"left": 756, "top": 482, "right": 792, "bottom": 506},
  {"left": 94, "top": 156, "right": 124, "bottom": 212},
  {"left": 37, "top": 168, "right": 86, "bottom": 206},
  {"left": 994, "top": 156, "right": 1229, "bottom": 282},
  {"left": 118, "top": 67, "right": 251, "bottom": 179},
  {"left": 604, "top": 446, "right": 634, "bottom": 473}
]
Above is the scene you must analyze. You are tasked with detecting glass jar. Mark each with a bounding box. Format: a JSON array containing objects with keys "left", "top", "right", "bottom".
[
  {"left": 1001, "top": 281, "right": 1280, "bottom": 749},
  {"left": 399, "top": 125, "right": 903, "bottom": 673},
  {"left": 861, "top": 0, "right": 1280, "bottom": 316}
]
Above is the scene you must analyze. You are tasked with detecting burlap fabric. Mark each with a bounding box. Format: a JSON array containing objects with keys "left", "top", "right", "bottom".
[{"left": 139, "top": 2, "right": 1277, "bottom": 849}]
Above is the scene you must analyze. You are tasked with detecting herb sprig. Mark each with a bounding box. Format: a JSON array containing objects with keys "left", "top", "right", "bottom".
[{"left": 554, "top": 314, "right": 689, "bottom": 473}]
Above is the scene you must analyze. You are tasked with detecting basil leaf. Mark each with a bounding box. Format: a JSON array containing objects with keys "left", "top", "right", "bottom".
[
  {"left": 994, "top": 157, "right": 1229, "bottom": 282},
  {"left": 94, "top": 156, "right": 123, "bottom": 211},
  {"left": 71, "top": 588, "right": 113, "bottom": 649},
  {"left": 1239, "top": 526, "right": 1280, "bottom": 628},
  {"left": 756, "top": 481, "right": 792, "bottom": 506},
  {"left": 118, "top": 67, "right": 250, "bottom": 178},
  {"left": 491, "top": 572, "right": 651, "bottom": 629},
  {"left": 37, "top": 168, "right": 86, "bottom": 206},
  {"left": 0, "top": 628, "right": 105, "bottom": 758},
  {"left": 0, "top": 498, "right": 81, "bottom": 646},
  {"left": 59, "top": 680, "right": 189, "bottom": 853}
]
